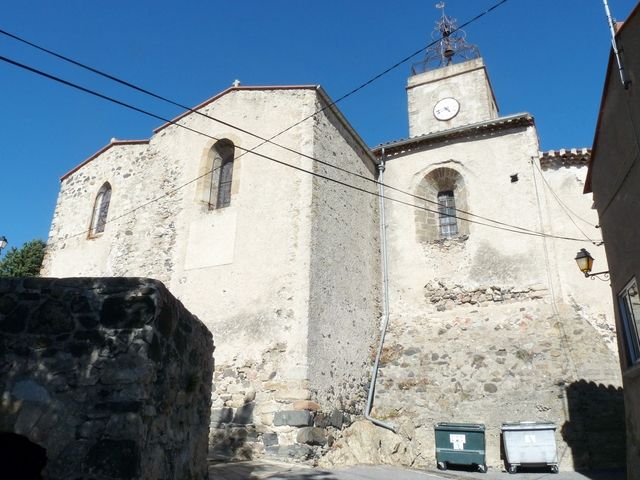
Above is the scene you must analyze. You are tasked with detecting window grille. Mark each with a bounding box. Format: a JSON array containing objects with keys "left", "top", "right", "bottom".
[
  {"left": 437, "top": 190, "right": 458, "bottom": 237},
  {"left": 208, "top": 140, "right": 234, "bottom": 209},
  {"left": 217, "top": 157, "right": 233, "bottom": 208},
  {"left": 90, "top": 183, "right": 112, "bottom": 236},
  {"left": 619, "top": 278, "right": 640, "bottom": 366}
]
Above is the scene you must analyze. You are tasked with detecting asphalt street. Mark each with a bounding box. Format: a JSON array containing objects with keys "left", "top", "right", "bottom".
[{"left": 208, "top": 460, "right": 625, "bottom": 480}]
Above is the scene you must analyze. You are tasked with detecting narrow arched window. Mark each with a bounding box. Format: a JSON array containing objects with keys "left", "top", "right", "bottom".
[
  {"left": 89, "top": 182, "right": 112, "bottom": 236},
  {"left": 437, "top": 190, "right": 458, "bottom": 237},
  {"left": 415, "top": 167, "right": 468, "bottom": 242},
  {"left": 207, "top": 140, "right": 235, "bottom": 209}
]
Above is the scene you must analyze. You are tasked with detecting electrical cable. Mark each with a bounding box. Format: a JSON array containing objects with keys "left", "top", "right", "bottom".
[
  {"left": 530, "top": 158, "right": 580, "bottom": 382},
  {"left": 195, "top": 0, "right": 510, "bottom": 157},
  {"left": 535, "top": 160, "right": 599, "bottom": 227},
  {"left": 0, "top": 1, "right": 560, "bottom": 241},
  {"left": 0, "top": 0, "right": 510, "bottom": 154},
  {"left": 87, "top": 165, "right": 222, "bottom": 235},
  {"left": 0, "top": 53, "right": 587, "bottom": 243},
  {"left": 532, "top": 160, "right": 601, "bottom": 244},
  {"left": 0, "top": 53, "right": 588, "bottom": 244}
]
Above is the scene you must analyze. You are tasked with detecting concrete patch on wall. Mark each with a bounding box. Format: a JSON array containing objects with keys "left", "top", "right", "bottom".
[
  {"left": 185, "top": 210, "right": 237, "bottom": 269},
  {"left": 469, "top": 242, "right": 539, "bottom": 287}
]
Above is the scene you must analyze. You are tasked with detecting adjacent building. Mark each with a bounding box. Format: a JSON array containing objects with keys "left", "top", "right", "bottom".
[{"left": 586, "top": 3, "right": 640, "bottom": 477}]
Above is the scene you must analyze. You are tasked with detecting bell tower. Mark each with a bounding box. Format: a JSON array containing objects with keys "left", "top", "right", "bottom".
[{"left": 407, "top": 3, "right": 498, "bottom": 137}]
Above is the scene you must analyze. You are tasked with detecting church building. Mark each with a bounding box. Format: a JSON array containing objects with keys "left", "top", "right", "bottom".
[{"left": 42, "top": 9, "right": 623, "bottom": 471}]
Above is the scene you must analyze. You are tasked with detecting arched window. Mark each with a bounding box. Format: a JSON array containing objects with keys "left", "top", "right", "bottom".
[
  {"left": 206, "top": 139, "right": 235, "bottom": 209},
  {"left": 415, "top": 167, "right": 469, "bottom": 242},
  {"left": 89, "top": 182, "right": 112, "bottom": 236}
]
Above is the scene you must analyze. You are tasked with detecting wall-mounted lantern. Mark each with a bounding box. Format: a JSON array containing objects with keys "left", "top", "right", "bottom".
[{"left": 575, "top": 248, "right": 610, "bottom": 280}]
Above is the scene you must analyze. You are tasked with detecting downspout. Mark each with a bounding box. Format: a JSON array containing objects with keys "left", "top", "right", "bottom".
[{"left": 364, "top": 148, "right": 396, "bottom": 433}]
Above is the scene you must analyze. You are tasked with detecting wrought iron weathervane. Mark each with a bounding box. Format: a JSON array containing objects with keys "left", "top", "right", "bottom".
[{"left": 412, "top": 2, "right": 480, "bottom": 75}]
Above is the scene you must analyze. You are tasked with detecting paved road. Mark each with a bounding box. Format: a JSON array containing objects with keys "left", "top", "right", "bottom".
[{"left": 209, "top": 460, "right": 625, "bottom": 480}]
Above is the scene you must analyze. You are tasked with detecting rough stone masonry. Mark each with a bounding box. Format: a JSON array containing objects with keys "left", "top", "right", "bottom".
[{"left": 0, "top": 277, "right": 214, "bottom": 480}]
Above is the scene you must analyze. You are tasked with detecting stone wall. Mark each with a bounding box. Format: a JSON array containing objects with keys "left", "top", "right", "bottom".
[
  {"left": 41, "top": 86, "right": 381, "bottom": 464},
  {"left": 367, "top": 109, "right": 622, "bottom": 471},
  {"left": 0, "top": 277, "right": 214, "bottom": 480},
  {"left": 425, "top": 280, "right": 548, "bottom": 310},
  {"left": 207, "top": 94, "right": 381, "bottom": 463},
  {"left": 322, "top": 288, "right": 623, "bottom": 471},
  {"left": 41, "top": 142, "right": 178, "bottom": 283}
]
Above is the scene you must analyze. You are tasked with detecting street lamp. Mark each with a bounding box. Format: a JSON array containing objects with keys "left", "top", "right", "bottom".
[
  {"left": 0, "top": 236, "right": 7, "bottom": 254},
  {"left": 575, "top": 248, "right": 610, "bottom": 280}
]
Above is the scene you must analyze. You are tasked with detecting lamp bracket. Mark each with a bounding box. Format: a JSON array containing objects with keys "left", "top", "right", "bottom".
[{"left": 585, "top": 271, "right": 610, "bottom": 281}]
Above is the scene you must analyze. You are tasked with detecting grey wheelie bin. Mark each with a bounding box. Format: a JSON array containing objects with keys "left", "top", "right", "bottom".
[
  {"left": 501, "top": 422, "right": 558, "bottom": 474},
  {"left": 434, "top": 422, "right": 486, "bottom": 473}
]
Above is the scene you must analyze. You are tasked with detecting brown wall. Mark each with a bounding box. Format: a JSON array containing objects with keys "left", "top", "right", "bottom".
[{"left": 590, "top": 8, "right": 640, "bottom": 478}]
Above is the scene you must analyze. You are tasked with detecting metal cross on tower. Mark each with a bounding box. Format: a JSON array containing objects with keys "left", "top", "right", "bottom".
[{"left": 412, "top": 2, "right": 480, "bottom": 75}]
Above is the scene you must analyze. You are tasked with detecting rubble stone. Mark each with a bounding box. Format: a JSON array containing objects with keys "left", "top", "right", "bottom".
[{"left": 0, "top": 277, "right": 214, "bottom": 480}]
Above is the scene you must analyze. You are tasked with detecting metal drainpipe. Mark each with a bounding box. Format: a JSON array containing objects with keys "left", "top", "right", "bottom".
[
  {"left": 364, "top": 149, "right": 396, "bottom": 433},
  {"left": 602, "top": 0, "right": 631, "bottom": 89}
]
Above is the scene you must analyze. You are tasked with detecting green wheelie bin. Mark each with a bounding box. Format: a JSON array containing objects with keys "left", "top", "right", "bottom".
[{"left": 434, "top": 422, "right": 487, "bottom": 473}]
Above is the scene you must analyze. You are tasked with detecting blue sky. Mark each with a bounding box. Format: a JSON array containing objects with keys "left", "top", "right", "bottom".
[{"left": 0, "top": 0, "right": 637, "bottom": 254}]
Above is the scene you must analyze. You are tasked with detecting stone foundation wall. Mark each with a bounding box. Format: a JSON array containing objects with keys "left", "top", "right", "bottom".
[
  {"left": 320, "top": 284, "right": 624, "bottom": 471},
  {"left": 0, "top": 277, "right": 214, "bottom": 480},
  {"left": 209, "top": 349, "right": 355, "bottom": 463}
]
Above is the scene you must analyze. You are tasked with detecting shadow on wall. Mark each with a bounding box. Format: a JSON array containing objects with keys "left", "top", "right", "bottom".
[
  {"left": 209, "top": 401, "right": 256, "bottom": 460},
  {"left": 561, "top": 379, "right": 626, "bottom": 471},
  {"left": 0, "top": 432, "right": 47, "bottom": 480}
]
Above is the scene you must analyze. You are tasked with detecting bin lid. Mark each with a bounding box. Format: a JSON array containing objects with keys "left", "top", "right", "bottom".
[
  {"left": 435, "top": 422, "right": 485, "bottom": 431},
  {"left": 501, "top": 421, "right": 556, "bottom": 431}
]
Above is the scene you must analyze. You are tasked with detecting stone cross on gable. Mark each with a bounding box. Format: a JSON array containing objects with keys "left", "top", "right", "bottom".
[{"left": 232, "top": 79, "right": 241, "bottom": 88}]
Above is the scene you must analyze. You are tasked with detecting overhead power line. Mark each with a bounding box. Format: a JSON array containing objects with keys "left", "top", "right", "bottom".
[
  {"left": 0, "top": 0, "right": 510, "bottom": 155},
  {"left": 197, "top": 0, "right": 511, "bottom": 157},
  {"left": 0, "top": 0, "right": 552, "bottom": 240},
  {"left": 532, "top": 160, "right": 601, "bottom": 244},
  {"left": 0, "top": 53, "right": 587, "bottom": 244}
]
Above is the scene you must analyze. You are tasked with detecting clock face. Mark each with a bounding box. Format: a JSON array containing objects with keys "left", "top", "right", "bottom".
[{"left": 433, "top": 97, "right": 460, "bottom": 121}]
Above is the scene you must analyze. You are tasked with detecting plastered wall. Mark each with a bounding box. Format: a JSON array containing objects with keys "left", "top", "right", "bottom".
[
  {"left": 407, "top": 58, "right": 498, "bottom": 137},
  {"left": 42, "top": 87, "right": 382, "bottom": 461},
  {"left": 369, "top": 124, "right": 622, "bottom": 470},
  {"left": 307, "top": 98, "right": 380, "bottom": 410}
]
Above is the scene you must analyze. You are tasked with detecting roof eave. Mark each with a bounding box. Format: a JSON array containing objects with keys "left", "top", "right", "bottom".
[
  {"left": 372, "top": 113, "right": 534, "bottom": 157},
  {"left": 152, "top": 84, "right": 320, "bottom": 134},
  {"left": 60, "top": 84, "right": 377, "bottom": 181}
]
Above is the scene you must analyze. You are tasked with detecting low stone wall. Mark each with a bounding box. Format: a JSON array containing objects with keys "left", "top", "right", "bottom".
[{"left": 0, "top": 277, "right": 214, "bottom": 480}]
